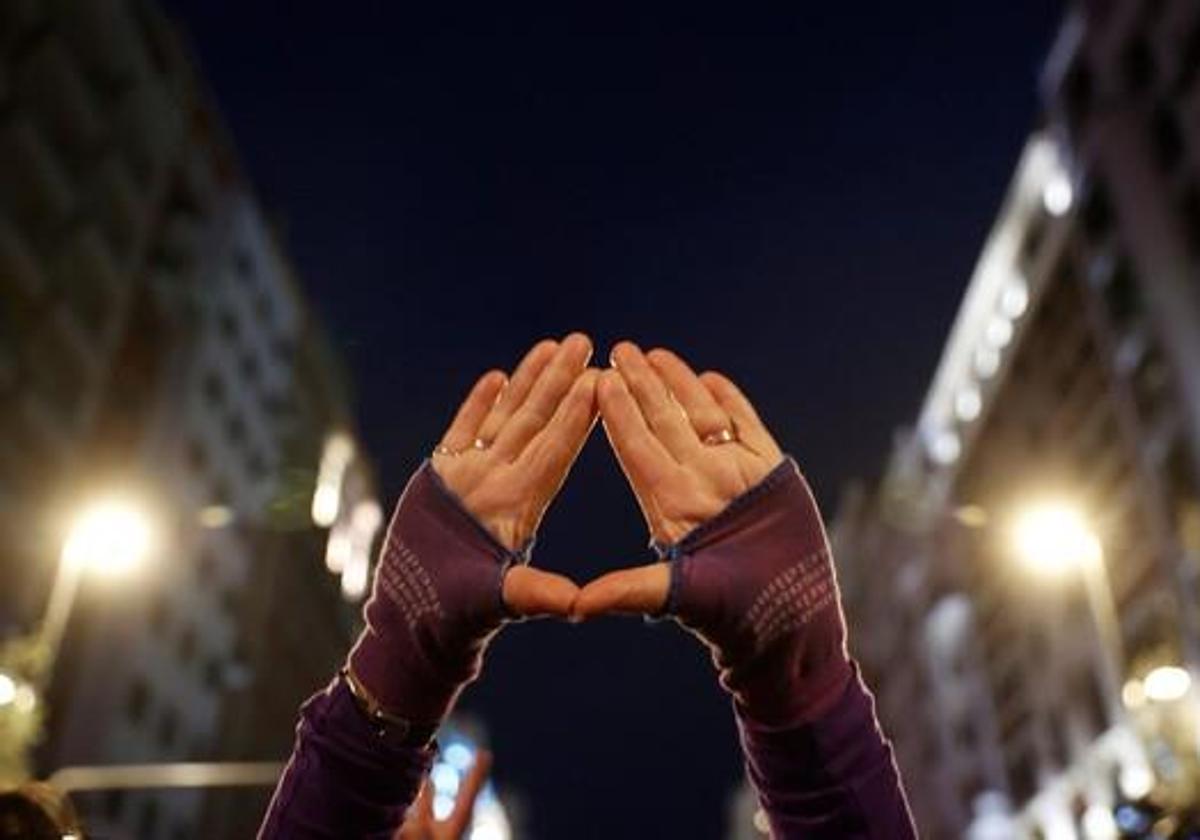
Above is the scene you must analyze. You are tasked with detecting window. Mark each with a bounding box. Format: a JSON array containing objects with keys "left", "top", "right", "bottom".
[
  {"left": 216, "top": 307, "right": 238, "bottom": 340},
  {"left": 185, "top": 437, "right": 207, "bottom": 472},
  {"left": 1121, "top": 33, "right": 1155, "bottom": 93},
  {"left": 1063, "top": 61, "right": 1094, "bottom": 137},
  {"left": 1102, "top": 255, "right": 1141, "bottom": 327},
  {"left": 204, "top": 659, "right": 223, "bottom": 692},
  {"left": 226, "top": 412, "right": 247, "bottom": 445},
  {"left": 138, "top": 796, "right": 159, "bottom": 838},
  {"left": 126, "top": 678, "right": 149, "bottom": 724},
  {"left": 1081, "top": 178, "right": 1114, "bottom": 241},
  {"left": 1149, "top": 102, "right": 1184, "bottom": 173},
  {"left": 177, "top": 626, "right": 196, "bottom": 664},
  {"left": 1179, "top": 179, "right": 1200, "bottom": 256},
  {"left": 201, "top": 371, "right": 225, "bottom": 407},
  {"left": 239, "top": 352, "right": 260, "bottom": 384},
  {"left": 157, "top": 708, "right": 178, "bottom": 749},
  {"left": 195, "top": 548, "right": 216, "bottom": 583},
  {"left": 233, "top": 248, "right": 253, "bottom": 281}
]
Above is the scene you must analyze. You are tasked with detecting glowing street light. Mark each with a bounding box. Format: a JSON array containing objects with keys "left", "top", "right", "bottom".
[
  {"left": 1012, "top": 502, "right": 1101, "bottom": 576},
  {"left": 62, "top": 498, "right": 154, "bottom": 577},
  {"left": 0, "top": 672, "right": 15, "bottom": 707},
  {"left": 1142, "top": 666, "right": 1192, "bottom": 703},
  {"left": 1011, "top": 500, "right": 1127, "bottom": 728}
]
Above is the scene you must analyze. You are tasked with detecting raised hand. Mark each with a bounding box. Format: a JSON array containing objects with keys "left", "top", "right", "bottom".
[
  {"left": 348, "top": 334, "right": 598, "bottom": 725},
  {"left": 432, "top": 332, "right": 598, "bottom": 617},
  {"left": 396, "top": 752, "right": 492, "bottom": 840},
  {"left": 574, "top": 342, "right": 783, "bottom": 616},
  {"left": 575, "top": 343, "right": 850, "bottom": 725}
]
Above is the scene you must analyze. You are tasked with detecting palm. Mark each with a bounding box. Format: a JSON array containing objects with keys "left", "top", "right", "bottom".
[
  {"left": 600, "top": 344, "right": 782, "bottom": 543},
  {"left": 575, "top": 343, "right": 784, "bottom": 618},
  {"left": 431, "top": 333, "right": 597, "bottom": 617}
]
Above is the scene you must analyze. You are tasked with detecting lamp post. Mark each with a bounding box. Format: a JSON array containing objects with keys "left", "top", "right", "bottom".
[
  {"left": 0, "top": 495, "right": 156, "bottom": 783},
  {"left": 1011, "top": 502, "right": 1127, "bottom": 726},
  {"left": 38, "top": 497, "right": 155, "bottom": 683}
]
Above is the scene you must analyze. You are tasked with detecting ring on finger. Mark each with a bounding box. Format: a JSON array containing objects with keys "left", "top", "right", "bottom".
[{"left": 701, "top": 427, "right": 737, "bottom": 446}]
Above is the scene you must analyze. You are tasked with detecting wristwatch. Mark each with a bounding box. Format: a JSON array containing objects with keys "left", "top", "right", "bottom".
[{"left": 340, "top": 667, "right": 439, "bottom": 749}]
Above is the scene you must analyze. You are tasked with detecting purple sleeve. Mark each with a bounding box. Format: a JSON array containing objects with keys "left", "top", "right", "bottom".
[
  {"left": 259, "top": 462, "right": 519, "bottom": 838},
  {"left": 736, "top": 666, "right": 916, "bottom": 839},
  {"left": 662, "top": 458, "right": 916, "bottom": 838},
  {"left": 256, "top": 678, "right": 433, "bottom": 839}
]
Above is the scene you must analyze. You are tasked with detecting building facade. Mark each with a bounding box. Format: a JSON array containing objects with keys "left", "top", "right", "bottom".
[
  {"left": 831, "top": 1, "right": 1200, "bottom": 837},
  {"left": 1, "top": 2, "right": 378, "bottom": 837}
]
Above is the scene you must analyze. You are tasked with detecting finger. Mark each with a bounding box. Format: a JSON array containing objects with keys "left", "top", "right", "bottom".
[
  {"left": 516, "top": 368, "right": 599, "bottom": 489},
  {"left": 438, "top": 370, "right": 508, "bottom": 452},
  {"left": 475, "top": 339, "right": 559, "bottom": 445},
  {"left": 698, "top": 371, "right": 782, "bottom": 459},
  {"left": 492, "top": 332, "right": 593, "bottom": 460},
  {"left": 445, "top": 750, "right": 493, "bottom": 837},
  {"left": 572, "top": 564, "right": 671, "bottom": 620},
  {"left": 597, "top": 369, "right": 678, "bottom": 512},
  {"left": 611, "top": 342, "right": 699, "bottom": 461},
  {"left": 502, "top": 565, "right": 580, "bottom": 618},
  {"left": 646, "top": 348, "right": 730, "bottom": 440}
]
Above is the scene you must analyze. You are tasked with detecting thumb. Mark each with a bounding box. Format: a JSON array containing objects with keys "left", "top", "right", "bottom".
[
  {"left": 502, "top": 564, "right": 580, "bottom": 618},
  {"left": 572, "top": 563, "right": 670, "bottom": 621}
]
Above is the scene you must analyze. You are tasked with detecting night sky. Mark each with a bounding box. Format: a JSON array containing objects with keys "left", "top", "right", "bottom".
[{"left": 163, "top": 5, "right": 1063, "bottom": 838}]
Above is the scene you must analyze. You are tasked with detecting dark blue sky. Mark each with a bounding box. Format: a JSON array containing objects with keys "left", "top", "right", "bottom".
[{"left": 165, "top": 5, "right": 1063, "bottom": 837}]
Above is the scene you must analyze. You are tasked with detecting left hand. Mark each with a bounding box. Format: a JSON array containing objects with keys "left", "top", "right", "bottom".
[
  {"left": 396, "top": 752, "right": 493, "bottom": 840},
  {"left": 573, "top": 342, "right": 784, "bottom": 618}
]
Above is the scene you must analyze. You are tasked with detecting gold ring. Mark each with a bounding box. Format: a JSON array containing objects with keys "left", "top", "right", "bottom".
[
  {"left": 433, "top": 444, "right": 460, "bottom": 457},
  {"left": 702, "top": 428, "right": 737, "bottom": 446},
  {"left": 472, "top": 437, "right": 491, "bottom": 451}
]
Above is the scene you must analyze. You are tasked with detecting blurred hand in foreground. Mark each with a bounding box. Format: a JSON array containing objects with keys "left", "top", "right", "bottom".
[{"left": 395, "top": 751, "right": 493, "bottom": 840}]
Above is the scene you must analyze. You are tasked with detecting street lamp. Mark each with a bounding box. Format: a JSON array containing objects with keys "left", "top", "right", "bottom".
[
  {"left": 1010, "top": 501, "right": 1128, "bottom": 728},
  {"left": 40, "top": 496, "right": 156, "bottom": 682}
]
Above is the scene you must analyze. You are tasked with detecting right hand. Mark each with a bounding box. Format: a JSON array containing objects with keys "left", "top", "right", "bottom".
[
  {"left": 574, "top": 343, "right": 784, "bottom": 618},
  {"left": 432, "top": 332, "right": 599, "bottom": 617},
  {"left": 396, "top": 752, "right": 492, "bottom": 840}
]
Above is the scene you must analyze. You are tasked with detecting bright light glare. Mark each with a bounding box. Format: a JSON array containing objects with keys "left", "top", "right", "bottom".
[
  {"left": 1000, "top": 278, "right": 1030, "bottom": 319},
  {"left": 1082, "top": 806, "right": 1117, "bottom": 840},
  {"left": 198, "top": 505, "right": 234, "bottom": 529},
  {"left": 340, "top": 545, "right": 370, "bottom": 600},
  {"left": 955, "top": 386, "right": 982, "bottom": 422},
  {"left": 1043, "top": 174, "right": 1074, "bottom": 216},
  {"left": 1143, "top": 666, "right": 1191, "bottom": 703},
  {"left": 0, "top": 673, "right": 15, "bottom": 706},
  {"left": 469, "top": 805, "right": 512, "bottom": 840},
  {"left": 1119, "top": 762, "right": 1154, "bottom": 799},
  {"left": 311, "top": 483, "right": 341, "bottom": 528},
  {"left": 431, "top": 762, "right": 460, "bottom": 797},
  {"left": 325, "top": 527, "right": 351, "bottom": 573},
  {"left": 63, "top": 499, "right": 153, "bottom": 576},
  {"left": 974, "top": 346, "right": 1001, "bottom": 379},
  {"left": 985, "top": 316, "right": 1014, "bottom": 349},
  {"left": 433, "top": 793, "right": 455, "bottom": 821},
  {"left": 444, "top": 742, "right": 474, "bottom": 771},
  {"left": 13, "top": 684, "right": 36, "bottom": 713},
  {"left": 1012, "top": 503, "right": 1100, "bottom": 575},
  {"left": 929, "top": 429, "right": 961, "bottom": 466},
  {"left": 312, "top": 432, "right": 356, "bottom": 526},
  {"left": 1122, "top": 679, "right": 1146, "bottom": 710}
]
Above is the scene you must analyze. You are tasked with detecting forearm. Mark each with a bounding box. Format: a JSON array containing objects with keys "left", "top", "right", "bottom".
[
  {"left": 736, "top": 665, "right": 915, "bottom": 839},
  {"left": 257, "top": 678, "right": 433, "bottom": 839},
  {"left": 667, "top": 458, "right": 915, "bottom": 838},
  {"left": 259, "top": 463, "right": 513, "bottom": 838}
]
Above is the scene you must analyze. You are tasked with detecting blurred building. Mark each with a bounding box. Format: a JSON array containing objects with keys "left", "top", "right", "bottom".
[
  {"left": 1, "top": 1, "right": 379, "bottom": 837},
  {"left": 831, "top": 1, "right": 1200, "bottom": 837}
]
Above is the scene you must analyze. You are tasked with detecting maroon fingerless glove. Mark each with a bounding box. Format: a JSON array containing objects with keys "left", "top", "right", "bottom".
[
  {"left": 348, "top": 461, "right": 529, "bottom": 728},
  {"left": 657, "top": 456, "right": 852, "bottom": 726}
]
